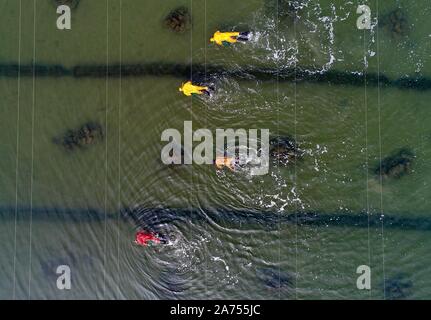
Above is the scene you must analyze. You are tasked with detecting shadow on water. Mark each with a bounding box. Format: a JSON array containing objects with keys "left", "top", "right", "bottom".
[
  {"left": 157, "top": 267, "right": 191, "bottom": 299},
  {"left": 3, "top": 206, "right": 431, "bottom": 232},
  {"left": 256, "top": 267, "right": 295, "bottom": 295},
  {"left": 2, "top": 205, "right": 420, "bottom": 298},
  {"left": 1, "top": 63, "right": 431, "bottom": 91}
]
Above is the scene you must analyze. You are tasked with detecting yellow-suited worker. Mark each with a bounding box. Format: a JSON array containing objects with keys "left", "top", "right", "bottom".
[
  {"left": 210, "top": 31, "right": 250, "bottom": 46},
  {"left": 179, "top": 81, "right": 210, "bottom": 96}
]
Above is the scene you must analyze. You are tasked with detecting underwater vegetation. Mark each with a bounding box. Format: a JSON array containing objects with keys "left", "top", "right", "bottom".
[
  {"left": 55, "top": 122, "right": 103, "bottom": 151},
  {"left": 374, "top": 148, "right": 415, "bottom": 180},
  {"left": 380, "top": 8, "right": 409, "bottom": 38},
  {"left": 52, "top": 0, "right": 80, "bottom": 9},
  {"left": 264, "top": 0, "right": 303, "bottom": 26},
  {"left": 269, "top": 136, "right": 303, "bottom": 166},
  {"left": 383, "top": 274, "right": 413, "bottom": 300},
  {"left": 164, "top": 7, "right": 191, "bottom": 33}
]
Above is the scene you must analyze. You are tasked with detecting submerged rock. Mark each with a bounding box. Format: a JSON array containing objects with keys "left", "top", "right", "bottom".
[
  {"left": 269, "top": 136, "right": 303, "bottom": 165},
  {"left": 52, "top": 0, "right": 80, "bottom": 9},
  {"left": 164, "top": 7, "right": 191, "bottom": 33},
  {"left": 374, "top": 148, "right": 415, "bottom": 180},
  {"left": 56, "top": 122, "right": 103, "bottom": 151},
  {"left": 384, "top": 274, "right": 413, "bottom": 300},
  {"left": 380, "top": 8, "right": 409, "bottom": 38}
]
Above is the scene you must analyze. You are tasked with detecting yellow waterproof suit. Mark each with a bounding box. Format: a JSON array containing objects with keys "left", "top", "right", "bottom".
[
  {"left": 210, "top": 31, "right": 241, "bottom": 46},
  {"left": 179, "top": 81, "right": 209, "bottom": 96}
]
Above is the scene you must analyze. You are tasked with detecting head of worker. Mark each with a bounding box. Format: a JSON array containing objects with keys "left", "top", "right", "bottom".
[{"left": 210, "top": 31, "right": 220, "bottom": 42}]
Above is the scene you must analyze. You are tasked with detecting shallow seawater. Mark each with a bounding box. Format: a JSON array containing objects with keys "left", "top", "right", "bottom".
[{"left": 0, "top": 0, "right": 431, "bottom": 299}]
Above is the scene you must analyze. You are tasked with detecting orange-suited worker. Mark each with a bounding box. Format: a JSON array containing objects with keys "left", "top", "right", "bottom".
[{"left": 215, "top": 156, "right": 236, "bottom": 171}]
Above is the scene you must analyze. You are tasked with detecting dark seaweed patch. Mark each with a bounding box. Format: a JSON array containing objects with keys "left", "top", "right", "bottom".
[
  {"left": 55, "top": 122, "right": 103, "bottom": 151},
  {"left": 384, "top": 274, "right": 413, "bottom": 300},
  {"left": 269, "top": 135, "right": 303, "bottom": 166},
  {"left": 380, "top": 8, "right": 409, "bottom": 38},
  {"left": 374, "top": 148, "right": 415, "bottom": 180},
  {"left": 164, "top": 7, "right": 191, "bottom": 33},
  {"left": 264, "top": 0, "right": 303, "bottom": 26}
]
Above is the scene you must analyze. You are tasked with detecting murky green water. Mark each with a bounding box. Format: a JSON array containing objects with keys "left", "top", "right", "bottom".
[{"left": 0, "top": 0, "right": 431, "bottom": 299}]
